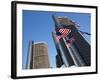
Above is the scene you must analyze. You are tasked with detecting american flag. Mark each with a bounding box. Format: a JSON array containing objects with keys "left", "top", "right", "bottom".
[
  {"left": 66, "top": 37, "right": 75, "bottom": 47},
  {"left": 59, "top": 28, "right": 71, "bottom": 35},
  {"left": 56, "top": 28, "right": 71, "bottom": 37},
  {"left": 56, "top": 35, "right": 61, "bottom": 43},
  {"left": 56, "top": 34, "right": 67, "bottom": 43},
  {"left": 56, "top": 28, "right": 71, "bottom": 42}
]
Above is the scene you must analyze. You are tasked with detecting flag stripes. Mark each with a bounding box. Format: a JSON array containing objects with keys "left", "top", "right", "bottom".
[
  {"left": 56, "top": 35, "right": 61, "bottom": 42},
  {"left": 58, "top": 28, "right": 71, "bottom": 36},
  {"left": 56, "top": 28, "right": 71, "bottom": 43}
]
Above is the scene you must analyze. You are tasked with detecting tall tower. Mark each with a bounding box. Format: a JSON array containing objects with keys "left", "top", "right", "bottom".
[
  {"left": 52, "top": 15, "right": 91, "bottom": 67},
  {"left": 52, "top": 32, "right": 74, "bottom": 67},
  {"left": 26, "top": 41, "right": 50, "bottom": 69},
  {"left": 32, "top": 42, "right": 50, "bottom": 69}
]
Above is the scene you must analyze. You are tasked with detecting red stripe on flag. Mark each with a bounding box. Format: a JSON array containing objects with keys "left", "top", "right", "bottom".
[
  {"left": 58, "top": 28, "right": 71, "bottom": 37},
  {"left": 56, "top": 35, "right": 61, "bottom": 43}
]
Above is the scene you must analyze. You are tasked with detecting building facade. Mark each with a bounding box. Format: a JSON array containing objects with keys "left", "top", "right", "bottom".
[
  {"left": 52, "top": 15, "right": 91, "bottom": 67},
  {"left": 26, "top": 41, "right": 50, "bottom": 69},
  {"left": 32, "top": 42, "right": 50, "bottom": 69}
]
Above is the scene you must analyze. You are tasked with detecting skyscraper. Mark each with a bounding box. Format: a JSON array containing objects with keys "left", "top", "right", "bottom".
[
  {"left": 32, "top": 42, "right": 50, "bottom": 69},
  {"left": 26, "top": 41, "right": 50, "bottom": 69},
  {"left": 52, "top": 15, "right": 91, "bottom": 67},
  {"left": 52, "top": 32, "right": 74, "bottom": 67}
]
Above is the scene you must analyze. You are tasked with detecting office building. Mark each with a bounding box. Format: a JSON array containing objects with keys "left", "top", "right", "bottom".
[
  {"left": 52, "top": 15, "right": 91, "bottom": 67},
  {"left": 32, "top": 42, "right": 50, "bottom": 69},
  {"left": 26, "top": 41, "right": 50, "bottom": 69}
]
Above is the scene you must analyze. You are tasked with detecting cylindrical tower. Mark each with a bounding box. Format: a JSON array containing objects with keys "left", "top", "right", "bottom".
[{"left": 32, "top": 42, "right": 50, "bottom": 69}]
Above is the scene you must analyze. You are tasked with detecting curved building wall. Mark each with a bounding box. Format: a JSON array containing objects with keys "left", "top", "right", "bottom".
[{"left": 32, "top": 43, "right": 50, "bottom": 69}]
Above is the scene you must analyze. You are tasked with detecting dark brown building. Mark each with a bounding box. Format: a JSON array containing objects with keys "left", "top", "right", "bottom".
[{"left": 52, "top": 15, "right": 91, "bottom": 67}]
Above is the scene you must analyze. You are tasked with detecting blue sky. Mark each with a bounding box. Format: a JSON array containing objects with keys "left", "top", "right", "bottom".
[{"left": 22, "top": 10, "right": 91, "bottom": 69}]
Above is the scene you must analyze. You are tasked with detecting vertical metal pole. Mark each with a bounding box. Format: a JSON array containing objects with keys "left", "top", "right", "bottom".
[
  {"left": 30, "top": 41, "right": 34, "bottom": 69},
  {"left": 25, "top": 40, "right": 33, "bottom": 69},
  {"left": 32, "top": 41, "right": 35, "bottom": 69}
]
